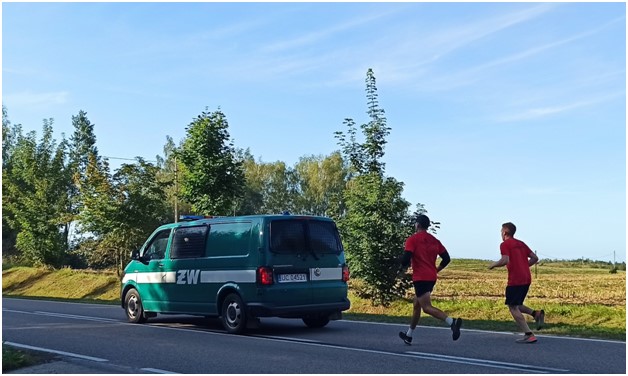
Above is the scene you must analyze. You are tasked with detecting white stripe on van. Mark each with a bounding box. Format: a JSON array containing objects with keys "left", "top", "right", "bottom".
[
  {"left": 124, "top": 267, "right": 338, "bottom": 285},
  {"left": 139, "top": 272, "right": 177, "bottom": 283},
  {"left": 122, "top": 270, "right": 255, "bottom": 284},
  {"left": 200, "top": 270, "right": 256, "bottom": 283},
  {"left": 122, "top": 272, "right": 178, "bottom": 284},
  {"left": 310, "top": 267, "right": 342, "bottom": 281}
]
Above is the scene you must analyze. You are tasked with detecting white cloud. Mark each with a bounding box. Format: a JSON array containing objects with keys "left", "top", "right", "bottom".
[
  {"left": 4, "top": 91, "right": 70, "bottom": 108},
  {"left": 496, "top": 92, "right": 625, "bottom": 122},
  {"left": 261, "top": 8, "right": 401, "bottom": 53}
]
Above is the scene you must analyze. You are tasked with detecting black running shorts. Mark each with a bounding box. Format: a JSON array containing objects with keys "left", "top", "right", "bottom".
[
  {"left": 505, "top": 284, "right": 530, "bottom": 306},
  {"left": 413, "top": 280, "right": 437, "bottom": 297}
]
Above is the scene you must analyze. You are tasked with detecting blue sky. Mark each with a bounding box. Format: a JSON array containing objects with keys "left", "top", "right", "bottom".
[{"left": 2, "top": 2, "right": 626, "bottom": 262}]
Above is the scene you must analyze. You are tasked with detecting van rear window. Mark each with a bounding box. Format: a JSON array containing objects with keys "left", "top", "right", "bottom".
[{"left": 270, "top": 219, "right": 342, "bottom": 254}]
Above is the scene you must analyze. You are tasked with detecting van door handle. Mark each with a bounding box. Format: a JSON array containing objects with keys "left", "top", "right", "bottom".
[{"left": 158, "top": 262, "right": 164, "bottom": 267}]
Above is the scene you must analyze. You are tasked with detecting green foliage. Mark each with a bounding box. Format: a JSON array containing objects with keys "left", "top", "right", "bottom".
[
  {"left": 335, "top": 69, "right": 415, "bottom": 306},
  {"left": 236, "top": 150, "right": 349, "bottom": 217},
  {"left": 339, "top": 173, "right": 412, "bottom": 305},
  {"left": 78, "top": 155, "right": 170, "bottom": 272},
  {"left": 68, "top": 111, "right": 100, "bottom": 216},
  {"left": 179, "top": 108, "right": 245, "bottom": 215},
  {"left": 69, "top": 110, "right": 99, "bottom": 177},
  {"left": 2, "top": 106, "right": 19, "bottom": 256},
  {"left": 335, "top": 69, "right": 391, "bottom": 177},
  {"left": 293, "top": 152, "right": 349, "bottom": 216},
  {"left": 2, "top": 120, "right": 71, "bottom": 267},
  {"left": 156, "top": 136, "right": 192, "bottom": 221}
]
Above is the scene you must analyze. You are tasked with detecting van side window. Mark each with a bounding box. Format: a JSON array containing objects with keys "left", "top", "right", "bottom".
[
  {"left": 143, "top": 230, "right": 171, "bottom": 260},
  {"left": 207, "top": 222, "right": 251, "bottom": 256},
  {"left": 171, "top": 225, "right": 208, "bottom": 259}
]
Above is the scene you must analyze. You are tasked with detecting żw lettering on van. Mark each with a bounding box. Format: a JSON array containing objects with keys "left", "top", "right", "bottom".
[{"left": 177, "top": 269, "right": 201, "bottom": 285}]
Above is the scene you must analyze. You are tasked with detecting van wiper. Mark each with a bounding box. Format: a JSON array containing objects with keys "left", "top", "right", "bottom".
[{"left": 308, "top": 248, "right": 320, "bottom": 260}]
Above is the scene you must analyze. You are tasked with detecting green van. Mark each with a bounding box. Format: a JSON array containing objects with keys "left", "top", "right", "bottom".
[{"left": 120, "top": 214, "right": 350, "bottom": 334}]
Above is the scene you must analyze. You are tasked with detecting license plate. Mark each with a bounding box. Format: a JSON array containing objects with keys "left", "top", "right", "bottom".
[{"left": 278, "top": 273, "right": 307, "bottom": 283}]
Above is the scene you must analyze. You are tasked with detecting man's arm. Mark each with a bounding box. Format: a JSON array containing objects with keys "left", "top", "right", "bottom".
[
  {"left": 437, "top": 251, "right": 451, "bottom": 273},
  {"left": 488, "top": 255, "right": 509, "bottom": 270},
  {"left": 528, "top": 251, "right": 539, "bottom": 266},
  {"left": 400, "top": 251, "right": 412, "bottom": 268}
]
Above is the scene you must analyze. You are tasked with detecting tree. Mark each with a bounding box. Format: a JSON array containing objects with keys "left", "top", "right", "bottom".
[
  {"left": 3, "top": 120, "right": 71, "bottom": 267},
  {"left": 69, "top": 110, "right": 99, "bottom": 177},
  {"left": 78, "top": 156, "right": 170, "bottom": 273},
  {"left": 335, "top": 69, "right": 391, "bottom": 176},
  {"left": 335, "top": 69, "right": 415, "bottom": 306},
  {"left": 2, "top": 106, "right": 20, "bottom": 257},
  {"left": 293, "top": 152, "right": 349, "bottom": 217},
  {"left": 67, "top": 110, "right": 100, "bottom": 248},
  {"left": 341, "top": 174, "right": 412, "bottom": 305},
  {"left": 156, "top": 135, "right": 192, "bottom": 221},
  {"left": 179, "top": 108, "right": 245, "bottom": 215},
  {"left": 234, "top": 148, "right": 265, "bottom": 215}
]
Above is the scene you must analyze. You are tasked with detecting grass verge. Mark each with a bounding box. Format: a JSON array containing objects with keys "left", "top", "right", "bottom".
[{"left": 2, "top": 344, "right": 55, "bottom": 373}]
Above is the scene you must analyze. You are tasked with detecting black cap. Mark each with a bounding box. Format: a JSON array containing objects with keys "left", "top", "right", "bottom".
[{"left": 415, "top": 214, "right": 430, "bottom": 229}]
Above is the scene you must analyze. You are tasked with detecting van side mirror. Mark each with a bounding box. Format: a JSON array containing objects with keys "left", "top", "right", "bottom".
[{"left": 130, "top": 249, "right": 140, "bottom": 260}]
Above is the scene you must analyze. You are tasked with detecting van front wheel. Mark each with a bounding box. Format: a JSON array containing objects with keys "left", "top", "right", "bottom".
[
  {"left": 124, "top": 288, "right": 146, "bottom": 324},
  {"left": 221, "top": 293, "right": 247, "bottom": 334},
  {"left": 302, "top": 315, "right": 330, "bottom": 328}
]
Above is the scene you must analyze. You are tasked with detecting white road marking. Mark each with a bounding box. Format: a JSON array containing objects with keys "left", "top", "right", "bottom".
[
  {"left": 256, "top": 335, "right": 321, "bottom": 343},
  {"left": 3, "top": 342, "right": 109, "bottom": 362},
  {"left": 141, "top": 367, "right": 178, "bottom": 374},
  {"left": 339, "top": 319, "right": 626, "bottom": 344},
  {"left": 407, "top": 351, "right": 569, "bottom": 373},
  {"left": 34, "top": 311, "right": 121, "bottom": 322}
]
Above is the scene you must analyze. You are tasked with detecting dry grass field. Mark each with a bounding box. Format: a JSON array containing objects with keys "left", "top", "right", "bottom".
[{"left": 346, "top": 259, "right": 626, "bottom": 340}]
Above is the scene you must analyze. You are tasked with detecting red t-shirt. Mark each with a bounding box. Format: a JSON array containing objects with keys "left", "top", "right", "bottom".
[
  {"left": 404, "top": 231, "right": 447, "bottom": 282},
  {"left": 500, "top": 238, "right": 533, "bottom": 286}
]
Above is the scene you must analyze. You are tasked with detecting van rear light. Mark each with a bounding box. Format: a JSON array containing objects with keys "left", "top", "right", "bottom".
[
  {"left": 342, "top": 266, "right": 350, "bottom": 282},
  {"left": 257, "top": 266, "right": 274, "bottom": 285}
]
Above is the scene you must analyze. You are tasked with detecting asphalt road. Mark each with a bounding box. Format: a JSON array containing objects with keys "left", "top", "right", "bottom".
[{"left": 2, "top": 298, "right": 625, "bottom": 374}]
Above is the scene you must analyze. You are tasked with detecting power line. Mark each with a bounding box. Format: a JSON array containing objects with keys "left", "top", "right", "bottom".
[{"left": 102, "top": 155, "right": 158, "bottom": 163}]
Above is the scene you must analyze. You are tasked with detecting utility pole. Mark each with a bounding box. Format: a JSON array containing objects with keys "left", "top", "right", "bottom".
[
  {"left": 534, "top": 250, "right": 538, "bottom": 279},
  {"left": 174, "top": 154, "right": 179, "bottom": 223}
]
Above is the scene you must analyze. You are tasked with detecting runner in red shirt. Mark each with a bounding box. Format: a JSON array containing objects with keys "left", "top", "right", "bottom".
[
  {"left": 489, "top": 222, "right": 545, "bottom": 344},
  {"left": 398, "top": 214, "right": 462, "bottom": 345}
]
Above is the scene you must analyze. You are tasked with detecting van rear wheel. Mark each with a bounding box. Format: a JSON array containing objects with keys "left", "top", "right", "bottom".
[
  {"left": 124, "top": 288, "right": 146, "bottom": 324},
  {"left": 302, "top": 315, "right": 330, "bottom": 328},
  {"left": 221, "top": 293, "right": 247, "bottom": 334}
]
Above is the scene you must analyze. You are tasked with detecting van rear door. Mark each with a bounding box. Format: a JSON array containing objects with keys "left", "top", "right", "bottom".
[
  {"left": 305, "top": 219, "right": 348, "bottom": 305},
  {"left": 267, "top": 217, "right": 347, "bottom": 307}
]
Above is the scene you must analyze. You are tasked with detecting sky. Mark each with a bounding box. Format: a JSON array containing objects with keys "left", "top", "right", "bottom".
[{"left": 2, "top": 2, "right": 626, "bottom": 262}]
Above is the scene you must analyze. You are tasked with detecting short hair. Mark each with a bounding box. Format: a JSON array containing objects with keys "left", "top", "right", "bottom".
[
  {"left": 416, "top": 214, "right": 431, "bottom": 230},
  {"left": 502, "top": 222, "right": 516, "bottom": 236}
]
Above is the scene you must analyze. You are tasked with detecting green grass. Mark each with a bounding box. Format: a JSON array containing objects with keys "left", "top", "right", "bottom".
[
  {"left": 2, "top": 344, "right": 54, "bottom": 373},
  {"left": 2, "top": 262, "right": 625, "bottom": 341}
]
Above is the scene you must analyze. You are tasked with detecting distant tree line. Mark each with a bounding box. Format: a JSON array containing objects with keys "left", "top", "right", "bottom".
[
  {"left": 2, "top": 69, "right": 430, "bottom": 305},
  {"left": 542, "top": 258, "right": 626, "bottom": 271}
]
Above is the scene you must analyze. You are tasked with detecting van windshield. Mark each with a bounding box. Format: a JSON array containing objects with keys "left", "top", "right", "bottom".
[{"left": 270, "top": 219, "right": 342, "bottom": 254}]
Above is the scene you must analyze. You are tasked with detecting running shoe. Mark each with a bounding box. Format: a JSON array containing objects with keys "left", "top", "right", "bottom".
[
  {"left": 398, "top": 331, "right": 412, "bottom": 345},
  {"left": 534, "top": 309, "right": 545, "bottom": 330},
  {"left": 451, "top": 318, "right": 462, "bottom": 341},
  {"left": 516, "top": 334, "right": 538, "bottom": 344}
]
